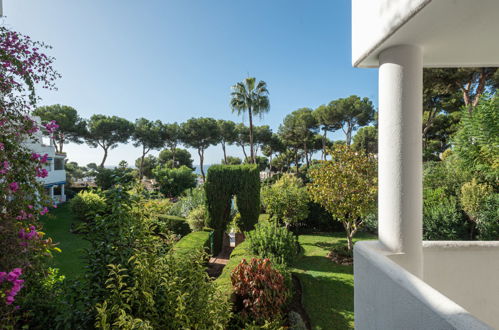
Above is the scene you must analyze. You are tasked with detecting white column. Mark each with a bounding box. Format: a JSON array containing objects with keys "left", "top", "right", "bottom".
[
  {"left": 49, "top": 186, "right": 55, "bottom": 200},
  {"left": 378, "top": 45, "right": 423, "bottom": 277},
  {"left": 61, "top": 184, "right": 65, "bottom": 201}
]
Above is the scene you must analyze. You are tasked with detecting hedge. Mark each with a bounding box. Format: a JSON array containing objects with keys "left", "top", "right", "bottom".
[
  {"left": 174, "top": 230, "right": 212, "bottom": 256},
  {"left": 156, "top": 215, "right": 191, "bottom": 237},
  {"left": 214, "top": 240, "right": 256, "bottom": 296},
  {"left": 205, "top": 164, "right": 260, "bottom": 254}
]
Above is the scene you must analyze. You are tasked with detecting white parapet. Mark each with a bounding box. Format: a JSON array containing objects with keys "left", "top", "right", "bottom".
[
  {"left": 354, "top": 241, "right": 493, "bottom": 330},
  {"left": 378, "top": 44, "right": 423, "bottom": 277}
]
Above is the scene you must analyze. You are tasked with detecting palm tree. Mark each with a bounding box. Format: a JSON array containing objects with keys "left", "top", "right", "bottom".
[{"left": 230, "top": 77, "right": 270, "bottom": 163}]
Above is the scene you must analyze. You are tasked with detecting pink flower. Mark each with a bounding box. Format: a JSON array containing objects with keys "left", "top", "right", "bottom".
[
  {"left": 39, "top": 153, "right": 49, "bottom": 163},
  {"left": 43, "top": 120, "right": 59, "bottom": 134},
  {"left": 35, "top": 168, "right": 48, "bottom": 178},
  {"left": 0, "top": 142, "right": 4, "bottom": 150},
  {"left": 9, "top": 182, "right": 19, "bottom": 192},
  {"left": 40, "top": 207, "right": 49, "bottom": 216},
  {"left": 0, "top": 161, "right": 9, "bottom": 174}
]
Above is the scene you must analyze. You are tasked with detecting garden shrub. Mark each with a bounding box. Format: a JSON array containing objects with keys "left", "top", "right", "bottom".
[
  {"left": 141, "top": 198, "right": 172, "bottom": 215},
  {"left": 231, "top": 258, "right": 290, "bottom": 326},
  {"left": 153, "top": 164, "right": 197, "bottom": 197},
  {"left": 291, "top": 201, "right": 344, "bottom": 234},
  {"left": 476, "top": 193, "right": 499, "bottom": 240},
  {"left": 155, "top": 215, "right": 191, "bottom": 237},
  {"left": 186, "top": 205, "right": 207, "bottom": 231},
  {"left": 205, "top": 165, "right": 260, "bottom": 254},
  {"left": 460, "top": 178, "right": 493, "bottom": 223},
  {"left": 168, "top": 187, "right": 206, "bottom": 218},
  {"left": 247, "top": 221, "right": 300, "bottom": 265},
  {"left": 95, "top": 247, "right": 231, "bottom": 329},
  {"left": 69, "top": 190, "right": 106, "bottom": 222},
  {"left": 261, "top": 174, "right": 309, "bottom": 229},
  {"left": 423, "top": 188, "right": 467, "bottom": 240}
]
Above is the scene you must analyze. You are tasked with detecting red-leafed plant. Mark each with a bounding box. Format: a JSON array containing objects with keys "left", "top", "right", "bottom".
[{"left": 230, "top": 258, "right": 290, "bottom": 324}]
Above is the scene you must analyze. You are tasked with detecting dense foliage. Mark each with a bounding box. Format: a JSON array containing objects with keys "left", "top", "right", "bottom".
[
  {"left": 308, "top": 145, "right": 377, "bottom": 250},
  {"left": 247, "top": 221, "right": 300, "bottom": 265},
  {"left": 231, "top": 258, "right": 290, "bottom": 325},
  {"left": 423, "top": 188, "right": 466, "bottom": 240},
  {"left": 153, "top": 164, "right": 197, "bottom": 197},
  {"left": 95, "top": 248, "right": 231, "bottom": 329},
  {"left": 261, "top": 174, "right": 309, "bottom": 228},
  {"left": 186, "top": 205, "right": 207, "bottom": 231},
  {"left": 69, "top": 190, "right": 107, "bottom": 222},
  {"left": 205, "top": 165, "right": 260, "bottom": 253},
  {"left": 0, "top": 25, "right": 61, "bottom": 326},
  {"left": 454, "top": 94, "right": 499, "bottom": 183}
]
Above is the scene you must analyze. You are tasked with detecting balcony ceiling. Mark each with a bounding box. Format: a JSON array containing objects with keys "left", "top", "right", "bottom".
[{"left": 352, "top": 0, "right": 499, "bottom": 68}]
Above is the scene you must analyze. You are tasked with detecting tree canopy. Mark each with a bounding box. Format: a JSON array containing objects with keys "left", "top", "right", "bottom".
[
  {"left": 181, "top": 117, "right": 219, "bottom": 180},
  {"left": 158, "top": 148, "right": 194, "bottom": 169},
  {"left": 230, "top": 77, "right": 270, "bottom": 163},
  {"left": 85, "top": 115, "right": 134, "bottom": 167},
  {"left": 33, "top": 104, "right": 87, "bottom": 153},
  {"left": 132, "top": 118, "right": 165, "bottom": 178},
  {"left": 308, "top": 145, "right": 378, "bottom": 250},
  {"left": 328, "top": 95, "right": 375, "bottom": 145}
]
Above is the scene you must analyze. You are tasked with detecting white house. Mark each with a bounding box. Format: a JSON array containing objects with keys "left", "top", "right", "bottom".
[
  {"left": 352, "top": 0, "right": 499, "bottom": 329},
  {"left": 24, "top": 117, "right": 67, "bottom": 204}
]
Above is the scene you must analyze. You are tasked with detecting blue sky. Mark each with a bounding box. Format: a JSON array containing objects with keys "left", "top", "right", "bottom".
[{"left": 3, "top": 0, "right": 378, "bottom": 166}]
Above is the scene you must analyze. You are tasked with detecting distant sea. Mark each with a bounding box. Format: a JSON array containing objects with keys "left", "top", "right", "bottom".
[
  {"left": 193, "top": 164, "right": 212, "bottom": 175},
  {"left": 106, "top": 164, "right": 213, "bottom": 175}
]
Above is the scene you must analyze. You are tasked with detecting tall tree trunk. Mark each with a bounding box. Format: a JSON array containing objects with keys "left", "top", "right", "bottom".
[
  {"left": 198, "top": 148, "right": 205, "bottom": 181},
  {"left": 221, "top": 141, "right": 227, "bottom": 164},
  {"left": 170, "top": 143, "right": 177, "bottom": 168},
  {"left": 294, "top": 149, "right": 299, "bottom": 173},
  {"left": 100, "top": 147, "right": 108, "bottom": 168},
  {"left": 248, "top": 107, "right": 255, "bottom": 164},
  {"left": 241, "top": 144, "right": 248, "bottom": 160},
  {"left": 269, "top": 149, "right": 273, "bottom": 172},
  {"left": 139, "top": 146, "right": 147, "bottom": 179},
  {"left": 346, "top": 126, "right": 352, "bottom": 146},
  {"left": 304, "top": 142, "right": 309, "bottom": 167},
  {"left": 322, "top": 129, "right": 327, "bottom": 160}
]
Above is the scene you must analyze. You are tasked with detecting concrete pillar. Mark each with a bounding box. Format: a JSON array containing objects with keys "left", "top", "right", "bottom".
[
  {"left": 378, "top": 45, "right": 423, "bottom": 277},
  {"left": 61, "top": 184, "right": 65, "bottom": 201}
]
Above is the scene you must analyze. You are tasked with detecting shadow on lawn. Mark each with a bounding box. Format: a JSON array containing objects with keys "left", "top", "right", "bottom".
[
  {"left": 293, "top": 255, "right": 353, "bottom": 275},
  {"left": 295, "top": 270, "right": 354, "bottom": 329}
]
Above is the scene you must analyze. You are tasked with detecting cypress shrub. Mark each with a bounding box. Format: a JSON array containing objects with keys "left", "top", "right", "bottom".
[{"left": 205, "top": 165, "right": 260, "bottom": 254}]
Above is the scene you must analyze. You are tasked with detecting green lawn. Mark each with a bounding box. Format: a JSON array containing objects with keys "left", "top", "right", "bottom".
[
  {"left": 40, "top": 203, "right": 89, "bottom": 280},
  {"left": 291, "top": 232, "right": 376, "bottom": 330}
]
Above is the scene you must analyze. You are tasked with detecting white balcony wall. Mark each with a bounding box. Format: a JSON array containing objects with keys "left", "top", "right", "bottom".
[
  {"left": 44, "top": 170, "right": 66, "bottom": 185},
  {"left": 354, "top": 241, "right": 494, "bottom": 329},
  {"left": 423, "top": 242, "right": 499, "bottom": 328}
]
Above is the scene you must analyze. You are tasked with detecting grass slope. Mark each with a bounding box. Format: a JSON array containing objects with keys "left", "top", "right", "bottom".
[
  {"left": 39, "top": 203, "right": 89, "bottom": 280},
  {"left": 292, "top": 232, "right": 375, "bottom": 330}
]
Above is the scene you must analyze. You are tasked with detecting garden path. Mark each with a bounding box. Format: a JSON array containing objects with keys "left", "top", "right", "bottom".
[{"left": 207, "top": 246, "right": 233, "bottom": 278}]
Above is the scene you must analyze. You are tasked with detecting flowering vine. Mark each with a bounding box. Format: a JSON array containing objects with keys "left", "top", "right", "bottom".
[{"left": 0, "top": 24, "right": 61, "bottom": 323}]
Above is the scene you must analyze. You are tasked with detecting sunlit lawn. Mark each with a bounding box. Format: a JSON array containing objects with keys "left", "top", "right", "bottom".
[
  {"left": 40, "top": 203, "right": 88, "bottom": 280},
  {"left": 292, "top": 232, "right": 376, "bottom": 330}
]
